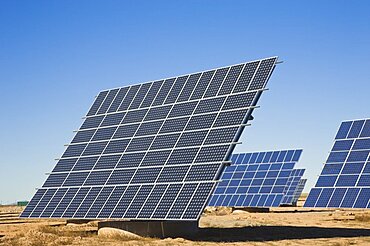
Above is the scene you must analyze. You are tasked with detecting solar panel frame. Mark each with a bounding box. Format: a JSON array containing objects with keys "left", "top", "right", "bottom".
[
  {"left": 21, "top": 57, "right": 278, "bottom": 221},
  {"left": 305, "top": 118, "right": 370, "bottom": 209}
]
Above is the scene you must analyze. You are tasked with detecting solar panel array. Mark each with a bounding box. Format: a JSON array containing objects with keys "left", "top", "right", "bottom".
[
  {"left": 280, "top": 169, "right": 305, "bottom": 205},
  {"left": 305, "top": 119, "right": 370, "bottom": 208},
  {"left": 291, "top": 178, "right": 307, "bottom": 204},
  {"left": 20, "top": 57, "right": 278, "bottom": 221},
  {"left": 208, "top": 149, "right": 303, "bottom": 208}
]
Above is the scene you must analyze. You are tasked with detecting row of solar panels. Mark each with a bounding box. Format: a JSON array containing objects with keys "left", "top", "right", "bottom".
[
  {"left": 211, "top": 118, "right": 370, "bottom": 210},
  {"left": 23, "top": 149, "right": 307, "bottom": 220},
  {"left": 208, "top": 150, "right": 306, "bottom": 208},
  {"left": 20, "top": 57, "right": 369, "bottom": 223}
]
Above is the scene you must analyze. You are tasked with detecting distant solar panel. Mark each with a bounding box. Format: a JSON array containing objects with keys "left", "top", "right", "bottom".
[
  {"left": 304, "top": 119, "right": 370, "bottom": 208},
  {"left": 292, "top": 178, "right": 307, "bottom": 204},
  {"left": 21, "top": 57, "right": 278, "bottom": 220},
  {"left": 280, "top": 169, "right": 305, "bottom": 205},
  {"left": 208, "top": 149, "right": 302, "bottom": 208}
]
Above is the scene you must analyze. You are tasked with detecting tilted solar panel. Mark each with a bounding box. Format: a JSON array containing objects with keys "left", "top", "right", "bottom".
[
  {"left": 208, "top": 149, "right": 302, "bottom": 208},
  {"left": 280, "top": 169, "right": 305, "bottom": 205},
  {"left": 292, "top": 178, "right": 307, "bottom": 204},
  {"left": 304, "top": 119, "right": 370, "bottom": 208},
  {"left": 20, "top": 57, "right": 278, "bottom": 220}
]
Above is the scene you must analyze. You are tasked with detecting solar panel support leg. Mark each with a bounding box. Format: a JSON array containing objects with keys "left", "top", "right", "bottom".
[{"left": 232, "top": 207, "right": 270, "bottom": 213}]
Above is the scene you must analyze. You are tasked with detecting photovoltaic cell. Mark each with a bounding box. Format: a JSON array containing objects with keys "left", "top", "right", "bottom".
[
  {"left": 140, "top": 80, "right": 163, "bottom": 108},
  {"left": 129, "top": 83, "right": 151, "bottom": 110},
  {"left": 152, "top": 79, "right": 174, "bottom": 106},
  {"left": 218, "top": 64, "right": 244, "bottom": 95},
  {"left": 209, "top": 149, "right": 303, "bottom": 208},
  {"left": 190, "top": 70, "right": 215, "bottom": 100},
  {"left": 97, "top": 89, "right": 119, "bottom": 115},
  {"left": 204, "top": 68, "right": 229, "bottom": 97},
  {"left": 177, "top": 73, "right": 201, "bottom": 102},
  {"left": 164, "top": 76, "right": 188, "bottom": 104},
  {"left": 21, "top": 57, "right": 278, "bottom": 221},
  {"left": 107, "top": 87, "right": 129, "bottom": 113},
  {"left": 86, "top": 91, "right": 108, "bottom": 116},
  {"left": 118, "top": 85, "right": 140, "bottom": 111},
  {"left": 305, "top": 118, "right": 370, "bottom": 209}
]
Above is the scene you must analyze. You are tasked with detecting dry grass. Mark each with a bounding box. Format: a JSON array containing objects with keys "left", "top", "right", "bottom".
[
  {"left": 355, "top": 213, "right": 370, "bottom": 222},
  {"left": 331, "top": 240, "right": 360, "bottom": 246},
  {"left": 1, "top": 224, "right": 158, "bottom": 246},
  {"left": 2, "top": 230, "right": 74, "bottom": 246},
  {"left": 0, "top": 224, "right": 96, "bottom": 246},
  {"left": 2, "top": 206, "right": 370, "bottom": 246},
  {"left": 98, "top": 230, "right": 155, "bottom": 242},
  {"left": 37, "top": 225, "right": 94, "bottom": 237}
]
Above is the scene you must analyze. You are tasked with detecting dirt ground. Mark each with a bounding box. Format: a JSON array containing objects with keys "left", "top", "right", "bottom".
[{"left": 1, "top": 199, "right": 370, "bottom": 246}]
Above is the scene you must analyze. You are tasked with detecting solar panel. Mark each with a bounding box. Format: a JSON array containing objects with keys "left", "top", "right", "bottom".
[
  {"left": 304, "top": 118, "right": 370, "bottom": 208},
  {"left": 280, "top": 169, "right": 305, "bottom": 205},
  {"left": 291, "top": 178, "right": 307, "bottom": 204},
  {"left": 20, "top": 57, "right": 278, "bottom": 221},
  {"left": 208, "top": 149, "right": 303, "bottom": 208}
]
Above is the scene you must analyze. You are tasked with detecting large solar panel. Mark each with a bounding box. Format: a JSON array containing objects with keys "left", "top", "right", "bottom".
[
  {"left": 21, "top": 57, "right": 278, "bottom": 220},
  {"left": 208, "top": 149, "right": 302, "bottom": 208},
  {"left": 292, "top": 178, "right": 307, "bottom": 204},
  {"left": 304, "top": 118, "right": 370, "bottom": 208},
  {"left": 280, "top": 169, "right": 305, "bottom": 205}
]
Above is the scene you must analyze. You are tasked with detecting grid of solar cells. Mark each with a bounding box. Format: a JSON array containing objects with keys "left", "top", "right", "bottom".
[
  {"left": 280, "top": 169, "right": 305, "bottom": 205},
  {"left": 208, "top": 149, "right": 302, "bottom": 208},
  {"left": 292, "top": 178, "right": 307, "bottom": 204},
  {"left": 20, "top": 57, "right": 278, "bottom": 221},
  {"left": 304, "top": 118, "right": 370, "bottom": 208}
]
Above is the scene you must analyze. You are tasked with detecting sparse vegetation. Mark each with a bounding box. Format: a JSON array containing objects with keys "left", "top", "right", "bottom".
[
  {"left": 99, "top": 232, "right": 153, "bottom": 242},
  {"left": 37, "top": 225, "right": 94, "bottom": 238},
  {"left": 355, "top": 213, "right": 370, "bottom": 222},
  {"left": 1, "top": 206, "right": 370, "bottom": 246},
  {"left": 233, "top": 222, "right": 244, "bottom": 227}
]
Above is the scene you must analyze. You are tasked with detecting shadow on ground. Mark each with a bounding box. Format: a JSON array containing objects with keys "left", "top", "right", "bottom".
[
  {"left": 269, "top": 209, "right": 331, "bottom": 213},
  {"left": 187, "top": 226, "right": 370, "bottom": 242}
]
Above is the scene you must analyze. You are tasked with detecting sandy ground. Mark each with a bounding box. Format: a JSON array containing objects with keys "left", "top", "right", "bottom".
[{"left": 1, "top": 200, "right": 370, "bottom": 246}]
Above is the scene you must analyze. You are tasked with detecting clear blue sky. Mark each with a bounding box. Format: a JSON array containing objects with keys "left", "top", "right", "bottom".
[{"left": 1, "top": 1, "right": 369, "bottom": 204}]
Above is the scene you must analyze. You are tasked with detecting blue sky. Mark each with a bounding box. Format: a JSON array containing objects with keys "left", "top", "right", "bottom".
[{"left": 0, "top": 1, "right": 369, "bottom": 204}]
